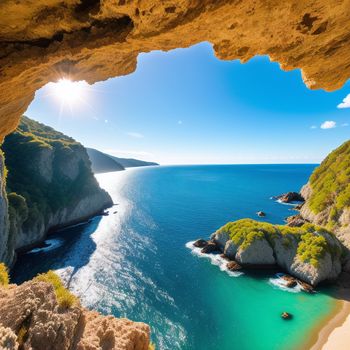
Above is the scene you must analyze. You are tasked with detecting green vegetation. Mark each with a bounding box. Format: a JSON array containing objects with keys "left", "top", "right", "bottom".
[
  {"left": 307, "top": 140, "right": 350, "bottom": 226},
  {"left": 0, "top": 263, "right": 9, "bottom": 286},
  {"left": 35, "top": 270, "right": 78, "bottom": 308},
  {"left": 216, "top": 219, "right": 337, "bottom": 267},
  {"left": 2, "top": 116, "right": 101, "bottom": 231}
]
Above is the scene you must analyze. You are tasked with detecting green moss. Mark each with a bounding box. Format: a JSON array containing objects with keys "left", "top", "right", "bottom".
[
  {"left": 216, "top": 219, "right": 335, "bottom": 267},
  {"left": 307, "top": 140, "right": 350, "bottom": 221},
  {"left": 35, "top": 270, "right": 78, "bottom": 308},
  {"left": 0, "top": 263, "right": 9, "bottom": 286},
  {"left": 216, "top": 219, "right": 278, "bottom": 250}
]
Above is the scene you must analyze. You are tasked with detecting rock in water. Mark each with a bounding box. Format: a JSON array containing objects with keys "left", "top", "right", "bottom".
[
  {"left": 227, "top": 261, "right": 242, "bottom": 271},
  {"left": 281, "top": 312, "right": 292, "bottom": 320},
  {"left": 193, "top": 239, "right": 208, "bottom": 248},
  {"left": 257, "top": 211, "right": 266, "bottom": 217},
  {"left": 275, "top": 192, "right": 304, "bottom": 203},
  {"left": 201, "top": 241, "right": 220, "bottom": 254},
  {"left": 281, "top": 275, "right": 297, "bottom": 288}
]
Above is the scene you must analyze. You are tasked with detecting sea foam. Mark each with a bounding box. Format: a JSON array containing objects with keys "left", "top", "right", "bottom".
[
  {"left": 268, "top": 274, "right": 303, "bottom": 293},
  {"left": 27, "top": 238, "right": 63, "bottom": 254},
  {"left": 186, "top": 241, "right": 243, "bottom": 278}
]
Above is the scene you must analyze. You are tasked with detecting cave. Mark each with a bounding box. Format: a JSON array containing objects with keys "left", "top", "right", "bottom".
[{"left": 1, "top": 1, "right": 350, "bottom": 349}]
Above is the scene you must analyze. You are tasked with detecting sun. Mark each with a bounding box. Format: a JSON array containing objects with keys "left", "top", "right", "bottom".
[{"left": 51, "top": 78, "right": 87, "bottom": 106}]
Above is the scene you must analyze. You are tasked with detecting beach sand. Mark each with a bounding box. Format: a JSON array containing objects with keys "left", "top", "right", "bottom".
[{"left": 310, "top": 282, "right": 350, "bottom": 350}]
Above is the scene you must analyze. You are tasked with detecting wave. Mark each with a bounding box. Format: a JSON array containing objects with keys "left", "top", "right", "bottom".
[
  {"left": 272, "top": 198, "right": 302, "bottom": 206},
  {"left": 186, "top": 241, "right": 244, "bottom": 278},
  {"left": 268, "top": 274, "right": 303, "bottom": 293},
  {"left": 27, "top": 238, "right": 63, "bottom": 254}
]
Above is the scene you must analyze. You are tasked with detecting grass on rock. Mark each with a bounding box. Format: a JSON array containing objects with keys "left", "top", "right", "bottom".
[{"left": 35, "top": 270, "right": 77, "bottom": 308}]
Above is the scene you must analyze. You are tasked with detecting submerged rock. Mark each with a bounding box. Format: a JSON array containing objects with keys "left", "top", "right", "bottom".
[{"left": 281, "top": 312, "right": 292, "bottom": 320}]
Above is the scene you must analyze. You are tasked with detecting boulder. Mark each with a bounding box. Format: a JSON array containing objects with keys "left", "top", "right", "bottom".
[
  {"left": 298, "top": 281, "right": 315, "bottom": 293},
  {"left": 227, "top": 261, "right": 242, "bottom": 271},
  {"left": 281, "top": 275, "right": 297, "bottom": 288},
  {"left": 281, "top": 312, "right": 292, "bottom": 320},
  {"left": 275, "top": 192, "right": 304, "bottom": 203},
  {"left": 193, "top": 239, "right": 208, "bottom": 248},
  {"left": 257, "top": 211, "right": 266, "bottom": 217},
  {"left": 285, "top": 215, "right": 306, "bottom": 227},
  {"left": 201, "top": 242, "right": 220, "bottom": 254}
]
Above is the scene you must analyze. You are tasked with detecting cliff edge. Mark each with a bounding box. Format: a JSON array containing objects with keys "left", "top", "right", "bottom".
[
  {"left": 0, "top": 116, "right": 113, "bottom": 266},
  {"left": 0, "top": 268, "right": 150, "bottom": 350}
]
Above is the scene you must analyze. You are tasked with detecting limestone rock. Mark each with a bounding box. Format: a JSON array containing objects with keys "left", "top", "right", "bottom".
[
  {"left": 275, "top": 192, "right": 304, "bottom": 203},
  {"left": 1, "top": 0, "right": 350, "bottom": 144},
  {"left": 212, "top": 230, "right": 230, "bottom": 250},
  {"left": 0, "top": 281, "right": 150, "bottom": 350},
  {"left": 236, "top": 238, "right": 276, "bottom": 266},
  {"left": 223, "top": 240, "right": 238, "bottom": 260}
]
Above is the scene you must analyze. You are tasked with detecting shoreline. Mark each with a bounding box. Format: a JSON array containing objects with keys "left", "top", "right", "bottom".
[{"left": 309, "top": 287, "right": 350, "bottom": 350}]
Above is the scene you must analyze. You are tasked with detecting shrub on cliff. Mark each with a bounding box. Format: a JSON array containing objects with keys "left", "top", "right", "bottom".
[
  {"left": 0, "top": 263, "right": 9, "bottom": 286},
  {"left": 216, "top": 219, "right": 338, "bottom": 267},
  {"left": 307, "top": 140, "right": 350, "bottom": 226},
  {"left": 35, "top": 270, "right": 77, "bottom": 308}
]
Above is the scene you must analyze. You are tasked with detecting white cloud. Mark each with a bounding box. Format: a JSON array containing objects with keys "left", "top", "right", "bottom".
[
  {"left": 337, "top": 94, "right": 350, "bottom": 108},
  {"left": 310, "top": 125, "right": 317, "bottom": 129},
  {"left": 320, "top": 120, "right": 336, "bottom": 129},
  {"left": 126, "top": 131, "right": 144, "bottom": 138}
]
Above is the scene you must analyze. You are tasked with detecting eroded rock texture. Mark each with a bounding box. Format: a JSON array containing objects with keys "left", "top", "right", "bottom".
[
  {"left": 1, "top": 0, "right": 350, "bottom": 141},
  {"left": 0, "top": 281, "right": 150, "bottom": 350}
]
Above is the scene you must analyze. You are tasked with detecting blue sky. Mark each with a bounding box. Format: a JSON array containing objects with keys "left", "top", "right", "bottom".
[{"left": 26, "top": 42, "right": 350, "bottom": 165}]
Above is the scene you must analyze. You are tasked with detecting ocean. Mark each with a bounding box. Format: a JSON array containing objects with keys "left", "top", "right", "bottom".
[{"left": 12, "top": 164, "right": 336, "bottom": 350}]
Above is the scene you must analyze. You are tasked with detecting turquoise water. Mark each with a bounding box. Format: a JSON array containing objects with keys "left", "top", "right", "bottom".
[{"left": 13, "top": 165, "right": 336, "bottom": 350}]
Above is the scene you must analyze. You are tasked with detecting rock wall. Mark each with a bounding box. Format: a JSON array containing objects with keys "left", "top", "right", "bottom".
[
  {"left": 1, "top": 117, "right": 113, "bottom": 266},
  {"left": 1, "top": 1, "right": 350, "bottom": 142},
  {"left": 0, "top": 281, "right": 150, "bottom": 350},
  {"left": 0, "top": 152, "right": 10, "bottom": 264},
  {"left": 298, "top": 140, "right": 350, "bottom": 269}
]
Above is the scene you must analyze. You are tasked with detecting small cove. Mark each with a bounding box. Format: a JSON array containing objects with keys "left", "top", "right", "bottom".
[{"left": 12, "top": 164, "right": 337, "bottom": 350}]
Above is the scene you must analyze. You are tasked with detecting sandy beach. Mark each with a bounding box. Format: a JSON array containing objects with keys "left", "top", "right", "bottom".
[{"left": 310, "top": 286, "right": 350, "bottom": 350}]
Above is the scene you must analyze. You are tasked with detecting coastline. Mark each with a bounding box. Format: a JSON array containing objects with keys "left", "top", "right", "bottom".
[{"left": 309, "top": 286, "right": 350, "bottom": 350}]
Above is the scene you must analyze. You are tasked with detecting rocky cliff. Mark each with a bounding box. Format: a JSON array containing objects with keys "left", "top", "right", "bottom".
[
  {"left": 0, "top": 272, "right": 150, "bottom": 350},
  {"left": 208, "top": 219, "right": 344, "bottom": 286},
  {"left": 0, "top": 151, "right": 11, "bottom": 264},
  {"left": 300, "top": 140, "right": 350, "bottom": 268},
  {"left": 1, "top": 116, "right": 113, "bottom": 266},
  {"left": 1, "top": 1, "right": 350, "bottom": 145}
]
